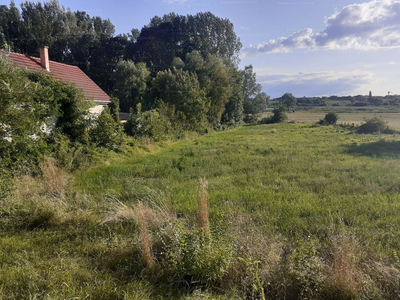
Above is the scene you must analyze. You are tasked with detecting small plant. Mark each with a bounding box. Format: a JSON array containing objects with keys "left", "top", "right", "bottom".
[
  {"left": 238, "top": 257, "right": 266, "bottom": 300},
  {"left": 159, "top": 222, "right": 233, "bottom": 286},
  {"left": 157, "top": 180, "right": 233, "bottom": 286}
]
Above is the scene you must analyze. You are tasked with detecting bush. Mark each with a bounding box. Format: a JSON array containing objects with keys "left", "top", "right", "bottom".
[
  {"left": 244, "top": 114, "right": 259, "bottom": 124},
  {"left": 47, "top": 131, "right": 98, "bottom": 170},
  {"left": 357, "top": 117, "right": 387, "bottom": 134},
  {"left": 260, "top": 106, "right": 287, "bottom": 124},
  {"left": 159, "top": 224, "right": 233, "bottom": 286},
  {"left": 89, "top": 108, "right": 125, "bottom": 151},
  {"left": 319, "top": 112, "right": 338, "bottom": 125},
  {"left": 124, "top": 104, "right": 170, "bottom": 141}
]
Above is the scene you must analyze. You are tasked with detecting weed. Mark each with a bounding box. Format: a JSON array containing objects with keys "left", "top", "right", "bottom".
[{"left": 197, "top": 178, "right": 209, "bottom": 232}]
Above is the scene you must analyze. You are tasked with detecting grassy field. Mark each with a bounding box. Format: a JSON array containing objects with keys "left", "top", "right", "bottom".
[{"left": 2, "top": 123, "right": 400, "bottom": 299}]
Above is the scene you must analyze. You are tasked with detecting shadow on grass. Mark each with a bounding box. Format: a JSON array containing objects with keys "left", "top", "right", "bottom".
[{"left": 347, "top": 140, "right": 400, "bottom": 158}]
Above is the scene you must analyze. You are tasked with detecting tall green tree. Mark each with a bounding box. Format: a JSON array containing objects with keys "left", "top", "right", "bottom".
[
  {"left": 241, "top": 65, "right": 269, "bottom": 121},
  {"left": 135, "top": 12, "right": 242, "bottom": 74},
  {"left": 19, "top": 0, "right": 71, "bottom": 55},
  {"left": 222, "top": 69, "right": 244, "bottom": 126},
  {"left": 113, "top": 60, "right": 151, "bottom": 112},
  {"left": 281, "top": 92, "right": 297, "bottom": 109},
  {"left": 151, "top": 68, "right": 209, "bottom": 131},
  {"left": 184, "top": 51, "right": 233, "bottom": 125},
  {"left": 0, "top": 2, "right": 23, "bottom": 51}
]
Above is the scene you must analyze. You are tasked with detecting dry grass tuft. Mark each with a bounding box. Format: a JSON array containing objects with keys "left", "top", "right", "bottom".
[
  {"left": 5, "top": 168, "right": 95, "bottom": 229},
  {"left": 102, "top": 191, "right": 175, "bottom": 228},
  {"left": 332, "top": 231, "right": 363, "bottom": 294},
  {"left": 102, "top": 198, "right": 137, "bottom": 224},
  {"left": 370, "top": 261, "right": 400, "bottom": 297},
  {"left": 197, "top": 178, "right": 209, "bottom": 232},
  {"left": 326, "top": 216, "right": 374, "bottom": 297},
  {"left": 102, "top": 193, "right": 177, "bottom": 270},
  {"left": 137, "top": 201, "right": 153, "bottom": 269},
  {"left": 41, "top": 157, "right": 65, "bottom": 197}
]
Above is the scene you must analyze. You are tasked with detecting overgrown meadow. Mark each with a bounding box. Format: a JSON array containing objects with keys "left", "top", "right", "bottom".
[{"left": 2, "top": 123, "right": 400, "bottom": 299}]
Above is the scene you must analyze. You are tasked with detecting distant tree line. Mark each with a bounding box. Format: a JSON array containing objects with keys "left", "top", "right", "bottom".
[
  {"left": 272, "top": 94, "right": 400, "bottom": 107},
  {"left": 0, "top": 0, "right": 269, "bottom": 134}
]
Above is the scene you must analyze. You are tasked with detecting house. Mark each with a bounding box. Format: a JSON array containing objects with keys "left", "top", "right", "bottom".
[{"left": 0, "top": 47, "right": 110, "bottom": 115}]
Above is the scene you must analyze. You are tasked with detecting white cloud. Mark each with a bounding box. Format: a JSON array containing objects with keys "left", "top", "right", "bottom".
[
  {"left": 389, "top": 61, "right": 397, "bottom": 65},
  {"left": 243, "top": 0, "right": 400, "bottom": 55},
  {"left": 256, "top": 71, "right": 375, "bottom": 97}
]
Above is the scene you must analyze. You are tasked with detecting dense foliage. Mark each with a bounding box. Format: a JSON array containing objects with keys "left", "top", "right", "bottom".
[
  {"left": 0, "top": 57, "right": 57, "bottom": 171},
  {"left": 0, "top": 0, "right": 269, "bottom": 134},
  {"left": 0, "top": 54, "right": 124, "bottom": 198}
]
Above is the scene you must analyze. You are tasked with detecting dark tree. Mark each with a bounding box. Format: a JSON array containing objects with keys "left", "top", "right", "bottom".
[
  {"left": 281, "top": 93, "right": 296, "bottom": 109},
  {"left": 135, "top": 12, "right": 242, "bottom": 74}
]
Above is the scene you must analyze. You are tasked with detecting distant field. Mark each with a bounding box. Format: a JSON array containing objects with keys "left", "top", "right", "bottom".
[{"left": 264, "top": 107, "right": 400, "bottom": 129}]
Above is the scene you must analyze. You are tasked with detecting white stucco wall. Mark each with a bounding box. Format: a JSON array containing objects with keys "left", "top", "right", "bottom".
[{"left": 89, "top": 104, "right": 105, "bottom": 115}]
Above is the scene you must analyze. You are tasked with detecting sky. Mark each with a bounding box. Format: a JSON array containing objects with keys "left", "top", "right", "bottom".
[{"left": 9, "top": 0, "right": 400, "bottom": 98}]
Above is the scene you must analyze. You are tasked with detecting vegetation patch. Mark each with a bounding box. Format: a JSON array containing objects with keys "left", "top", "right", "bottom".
[{"left": 2, "top": 124, "right": 400, "bottom": 298}]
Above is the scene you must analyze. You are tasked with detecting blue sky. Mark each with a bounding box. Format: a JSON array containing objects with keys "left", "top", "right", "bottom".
[{"left": 10, "top": 0, "right": 400, "bottom": 98}]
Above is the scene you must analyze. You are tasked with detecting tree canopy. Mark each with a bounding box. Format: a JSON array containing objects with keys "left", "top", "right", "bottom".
[
  {"left": 1, "top": 1, "right": 269, "bottom": 131},
  {"left": 135, "top": 12, "right": 242, "bottom": 74}
]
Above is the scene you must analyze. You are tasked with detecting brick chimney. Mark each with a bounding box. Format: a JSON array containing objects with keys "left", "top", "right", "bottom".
[{"left": 39, "top": 46, "right": 50, "bottom": 71}]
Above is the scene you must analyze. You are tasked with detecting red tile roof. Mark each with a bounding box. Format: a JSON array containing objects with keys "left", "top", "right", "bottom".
[{"left": 0, "top": 49, "right": 110, "bottom": 104}]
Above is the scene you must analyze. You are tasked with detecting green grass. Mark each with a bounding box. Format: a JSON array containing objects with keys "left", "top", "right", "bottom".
[{"left": 2, "top": 123, "right": 400, "bottom": 299}]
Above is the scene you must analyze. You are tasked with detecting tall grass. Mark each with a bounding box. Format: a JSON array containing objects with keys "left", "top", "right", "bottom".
[{"left": 2, "top": 123, "right": 400, "bottom": 298}]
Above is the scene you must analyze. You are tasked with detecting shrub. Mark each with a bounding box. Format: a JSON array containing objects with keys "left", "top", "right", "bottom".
[
  {"left": 319, "top": 112, "right": 338, "bottom": 125},
  {"left": 260, "top": 106, "right": 287, "bottom": 124},
  {"left": 324, "top": 112, "right": 339, "bottom": 125},
  {"left": 124, "top": 104, "right": 169, "bottom": 141},
  {"left": 158, "top": 221, "right": 233, "bottom": 286},
  {"left": 244, "top": 114, "right": 259, "bottom": 124},
  {"left": 27, "top": 71, "right": 92, "bottom": 143},
  {"left": 89, "top": 108, "right": 125, "bottom": 151},
  {"left": 47, "top": 131, "right": 97, "bottom": 170},
  {"left": 357, "top": 117, "right": 387, "bottom": 134}
]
